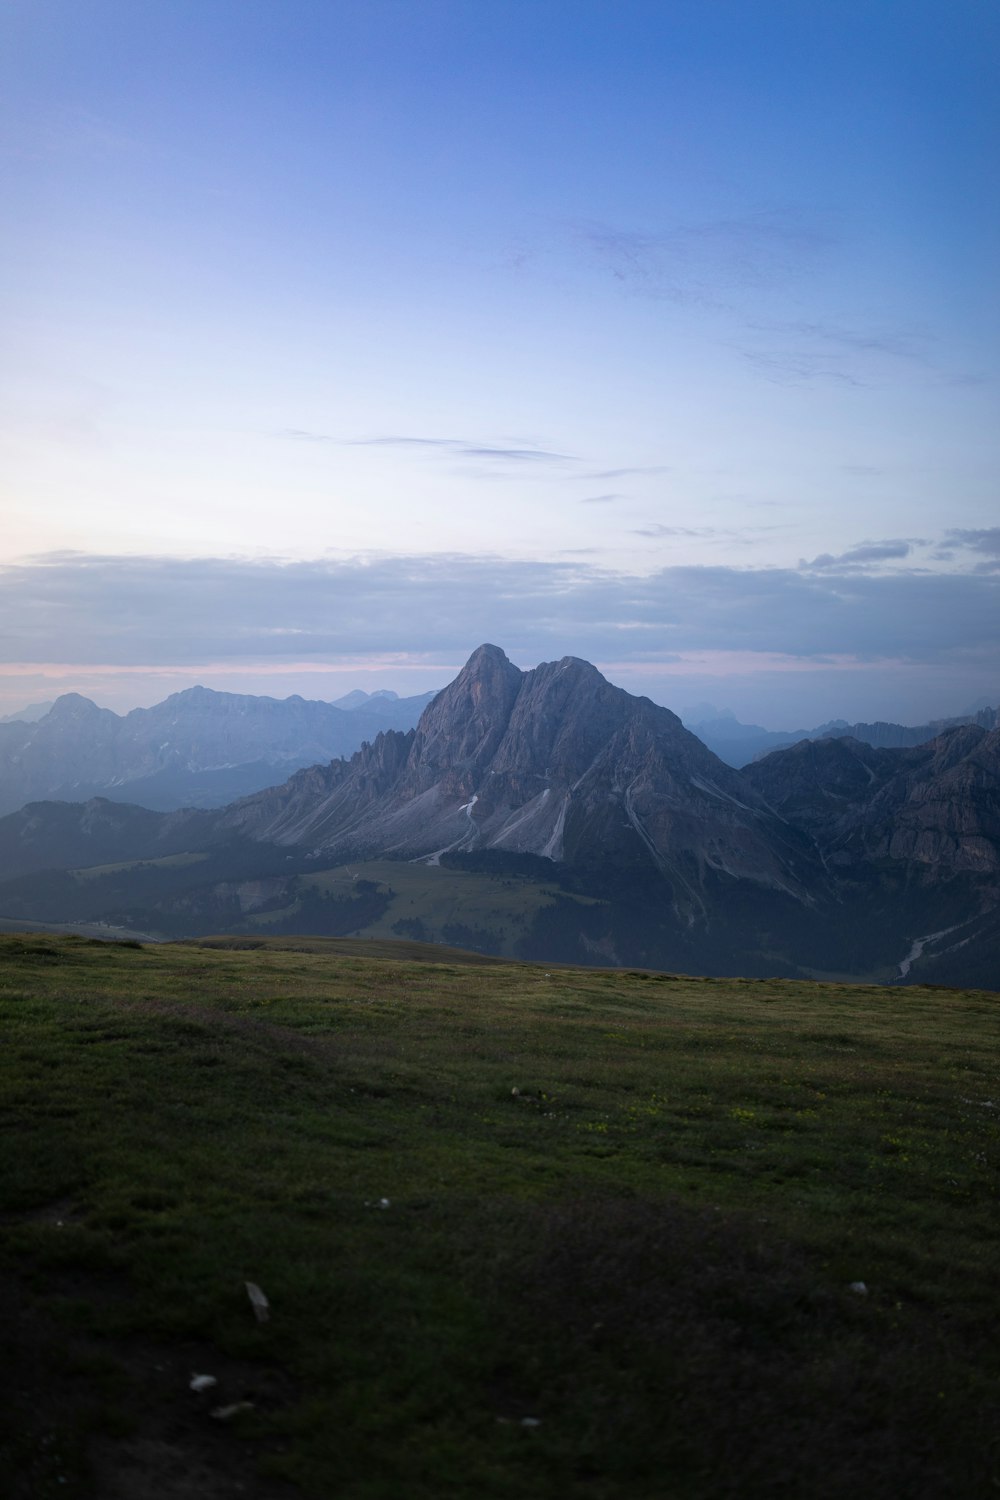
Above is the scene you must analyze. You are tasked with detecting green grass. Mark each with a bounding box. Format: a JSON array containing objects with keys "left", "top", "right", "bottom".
[
  {"left": 71, "top": 851, "right": 211, "bottom": 880},
  {"left": 1, "top": 933, "right": 998, "bottom": 1498},
  {"left": 295, "top": 858, "right": 598, "bottom": 950}
]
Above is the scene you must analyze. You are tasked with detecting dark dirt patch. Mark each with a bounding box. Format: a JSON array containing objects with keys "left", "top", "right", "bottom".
[{"left": 0, "top": 1269, "right": 299, "bottom": 1500}]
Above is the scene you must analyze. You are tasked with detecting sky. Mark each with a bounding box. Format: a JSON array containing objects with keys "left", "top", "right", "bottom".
[{"left": 1, "top": 0, "right": 998, "bottom": 727}]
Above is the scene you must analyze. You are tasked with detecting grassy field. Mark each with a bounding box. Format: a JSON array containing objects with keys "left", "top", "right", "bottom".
[
  {"left": 72, "top": 852, "right": 212, "bottom": 882},
  {"left": 1, "top": 933, "right": 998, "bottom": 1498},
  {"left": 292, "top": 858, "right": 599, "bottom": 952}
]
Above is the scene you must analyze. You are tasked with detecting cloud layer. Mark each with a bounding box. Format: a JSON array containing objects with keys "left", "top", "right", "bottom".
[{"left": 2, "top": 550, "right": 996, "bottom": 673}]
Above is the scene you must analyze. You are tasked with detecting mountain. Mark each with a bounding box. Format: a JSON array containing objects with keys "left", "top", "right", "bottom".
[
  {"left": 742, "top": 727, "right": 1000, "bottom": 982},
  {"left": 681, "top": 710, "right": 849, "bottom": 767},
  {"left": 331, "top": 687, "right": 439, "bottom": 727},
  {"left": 217, "top": 645, "right": 822, "bottom": 911},
  {"left": 683, "top": 704, "right": 998, "bottom": 767},
  {"left": 820, "top": 706, "right": 999, "bottom": 751},
  {"left": 0, "top": 797, "right": 214, "bottom": 880},
  {"left": 0, "top": 647, "right": 996, "bottom": 987},
  {"left": 0, "top": 685, "right": 438, "bottom": 815},
  {"left": 744, "top": 726, "right": 1000, "bottom": 876},
  {"left": 0, "top": 700, "right": 54, "bottom": 724}
]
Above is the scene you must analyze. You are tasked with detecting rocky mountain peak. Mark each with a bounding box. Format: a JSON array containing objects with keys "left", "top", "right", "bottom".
[
  {"left": 48, "top": 693, "right": 113, "bottom": 721},
  {"left": 455, "top": 642, "right": 520, "bottom": 687},
  {"left": 408, "top": 645, "right": 524, "bottom": 785},
  {"left": 217, "top": 643, "right": 819, "bottom": 908}
]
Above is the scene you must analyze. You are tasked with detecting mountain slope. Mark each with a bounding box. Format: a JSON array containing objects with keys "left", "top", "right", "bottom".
[
  {"left": 0, "top": 797, "right": 214, "bottom": 881},
  {"left": 742, "top": 727, "right": 1000, "bottom": 985},
  {"left": 219, "top": 645, "right": 822, "bottom": 913},
  {"left": 744, "top": 726, "right": 1000, "bottom": 876}
]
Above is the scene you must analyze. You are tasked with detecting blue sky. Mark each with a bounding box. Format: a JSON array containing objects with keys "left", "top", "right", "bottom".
[{"left": 1, "top": 0, "right": 997, "bottom": 723}]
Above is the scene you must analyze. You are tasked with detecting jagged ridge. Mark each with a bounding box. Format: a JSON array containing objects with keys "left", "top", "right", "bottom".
[{"left": 219, "top": 644, "right": 821, "bottom": 911}]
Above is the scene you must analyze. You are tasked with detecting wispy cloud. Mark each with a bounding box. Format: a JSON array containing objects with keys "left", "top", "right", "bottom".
[
  {"left": 738, "top": 348, "right": 866, "bottom": 387},
  {"left": 945, "top": 527, "right": 1000, "bottom": 555},
  {"left": 347, "top": 435, "right": 464, "bottom": 449},
  {"left": 572, "top": 210, "right": 955, "bottom": 389},
  {"left": 732, "top": 318, "right": 949, "bottom": 388},
  {"left": 577, "top": 207, "right": 829, "bottom": 304},
  {"left": 459, "top": 445, "right": 576, "bottom": 462},
  {"left": 350, "top": 435, "right": 575, "bottom": 462},
  {"left": 281, "top": 432, "right": 577, "bottom": 463},
  {"left": 584, "top": 466, "right": 670, "bottom": 480},
  {"left": 632, "top": 525, "right": 716, "bottom": 539},
  {"left": 580, "top": 493, "right": 623, "bottom": 505},
  {"left": 751, "top": 320, "right": 931, "bottom": 362},
  {"left": 801, "top": 541, "right": 914, "bottom": 571}
]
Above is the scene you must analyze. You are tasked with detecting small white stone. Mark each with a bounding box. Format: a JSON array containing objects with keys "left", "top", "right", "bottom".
[
  {"left": 245, "top": 1282, "right": 270, "bottom": 1322},
  {"left": 521, "top": 1417, "right": 542, "bottom": 1428},
  {"left": 211, "top": 1401, "right": 255, "bottom": 1421},
  {"left": 189, "top": 1374, "right": 218, "bottom": 1392},
  {"left": 849, "top": 1281, "right": 868, "bottom": 1295}
]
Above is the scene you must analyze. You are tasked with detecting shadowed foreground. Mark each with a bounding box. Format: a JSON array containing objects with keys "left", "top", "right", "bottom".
[{"left": 1, "top": 934, "right": 997, "bottom": 1498}]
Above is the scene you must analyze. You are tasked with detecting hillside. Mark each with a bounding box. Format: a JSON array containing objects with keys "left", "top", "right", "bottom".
[{"left": 1, "top": 934, "right": 997, "bottom": 1499}]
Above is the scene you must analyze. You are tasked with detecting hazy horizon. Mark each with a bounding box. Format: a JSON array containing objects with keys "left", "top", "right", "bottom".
[
  {"left": 0, "top": 642, "right": 994, "bottom": 734},
  {"left": 3, "top": 2, "right": 997, "bottom": 726}
]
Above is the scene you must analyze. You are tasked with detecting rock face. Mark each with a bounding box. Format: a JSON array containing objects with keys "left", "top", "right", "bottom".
[
  {"left": 0, "top": 685, "right": 437, "bottom": 814},
  {"left": 220, "top": 645, "right": 821, "bottom": 912},
  {"left": 744, "top": 726, "right": 1000, "bottom": 877}
]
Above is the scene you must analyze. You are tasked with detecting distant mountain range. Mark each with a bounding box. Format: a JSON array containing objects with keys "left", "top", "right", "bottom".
[
  {"left": 683, "top": 704, "right": 998, "bottom": 767},
  {"left": 0, "top": 684, "right": 438, "bottom": 815},
  {"left": 4, "top": 681, "right": 993, "bottom": 817},
  {"left": 0, "top": 645, "right": 996, "bottom": 989},
  {"left": 0, "top": 700, "right": 54, "bottom": 724}
]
